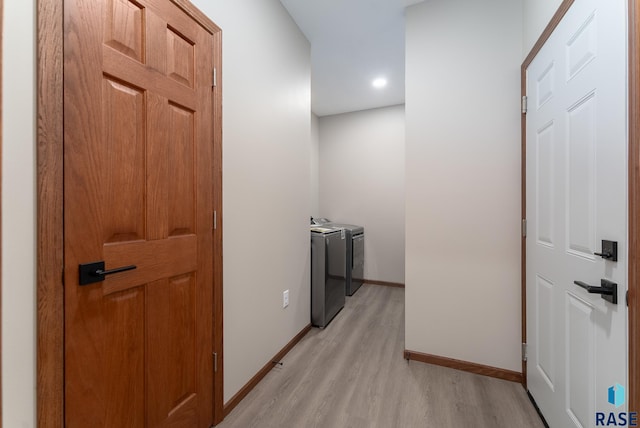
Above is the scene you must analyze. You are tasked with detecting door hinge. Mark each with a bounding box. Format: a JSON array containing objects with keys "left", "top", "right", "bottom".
[
  {"left": 213, "top": 352, "right": 218, "bottom": 372},
  {"left": 627, "top": 290, "right": 629, "bottom": 306},
  {"left": 522, "top": 343, "right": 528, "bottom": 362},
  {"left": 522, "top": 219, "right": 527, "bottom": 238},
  {"left": 214, "top": 211, "right": 217, "bottom": 230},
  {"left": 522, "top": 95, "right": 528, "bottom": 114},
  {"left": 213, "top": 68, "right": 217, "bottom": 87}
]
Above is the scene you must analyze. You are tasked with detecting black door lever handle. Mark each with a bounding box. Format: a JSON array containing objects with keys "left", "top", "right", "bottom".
[
  {"left": 594, "top": 240, "right": 618, "bottom": 261},
  {"left": 573, "top": 279, "right": 618, "bottom": 304},
  {"left": 574, "top": 280, "right": 613, "bottom": 294},
  {"left": 95, "top": 265, "right": 136, "bottom": 276},
  {"left": 593, "top": 251, "right": 612, "bottom": 258},
  {"left": 79, "top": 261, "right": 137, "bottom": 286}
]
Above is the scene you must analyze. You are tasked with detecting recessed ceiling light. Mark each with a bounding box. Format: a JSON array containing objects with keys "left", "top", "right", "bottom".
[{"left": 372, "top": 78, "right": 388, "bottom": 89}]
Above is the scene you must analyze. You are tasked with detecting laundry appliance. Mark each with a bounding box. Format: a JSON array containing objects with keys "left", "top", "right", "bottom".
[
  {"left": 310, "top": 226, "right": 346, "bottom": 328},
  {"left": 324, "top": 223, "right": 364, "bottom": 296},
  {"left": 311, "top": 218, "right": 365, "bottom": 295}
]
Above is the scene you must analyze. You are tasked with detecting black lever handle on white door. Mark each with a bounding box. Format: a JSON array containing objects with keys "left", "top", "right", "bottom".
[
  {"left": 573, "top": 279, "right": 617, "bottom": 304},
  {"left": 594, "top": 240, "right": 618, "bottom": 261}
]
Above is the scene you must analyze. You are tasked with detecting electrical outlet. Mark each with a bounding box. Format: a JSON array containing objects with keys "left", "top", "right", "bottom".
[{"left": 283, "top": 290, "right": 289, "bottom": 308}]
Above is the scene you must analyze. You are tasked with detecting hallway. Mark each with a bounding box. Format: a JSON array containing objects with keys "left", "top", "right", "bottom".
[{"left": 219, "top": 285, "right": 544, "bottom": 427}]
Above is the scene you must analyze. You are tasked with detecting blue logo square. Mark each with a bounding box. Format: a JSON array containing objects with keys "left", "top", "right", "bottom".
[{"left": 608, "top": 383, "right": 625, "bottom": 408}]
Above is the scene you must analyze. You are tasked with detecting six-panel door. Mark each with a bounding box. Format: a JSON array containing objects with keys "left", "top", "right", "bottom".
[
  {"left": 64, "top": 0, "right": 215, "bottom": 426},
  {"left": 526, "top": 0, "right": 628, "bottom": 426}
]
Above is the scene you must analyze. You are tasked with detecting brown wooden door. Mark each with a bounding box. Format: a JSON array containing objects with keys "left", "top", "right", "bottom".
[{"left": 63, "top": 0, "right": 214, "bottom": 426}]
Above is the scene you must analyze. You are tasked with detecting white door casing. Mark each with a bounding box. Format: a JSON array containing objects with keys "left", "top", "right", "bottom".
[{"left": 526, "top": 0, "right": 628, "bottom": 427}]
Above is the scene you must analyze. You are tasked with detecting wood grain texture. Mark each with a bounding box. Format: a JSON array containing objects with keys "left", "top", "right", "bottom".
[
  {"left": 36, "top": 0, "right": 65, "bottom": 427},
  {"left": 223, "top": 324, "right": 312, "bottom": 418},
  {"left": 218, "top": 286, "right": 542, "bottom": 428},
  {"left": 520, "top": 0, "right": 576, "bottom": 391},
  {"left": 170, "top": 0, "right": 220, "bottom": 34},
  {"left": 38, "top": 0, "right": 223, "bottom": 426},
  {"left": 404, "top": 350, "right": 523, "bottom": 384},
  {"left": 629, "top": 0, "right": 640, "bottom": 415},
  {"left": 0, "top": 0, "right": 3, "bottom": 424},
  {"left": 362, "top": 279, "right": 405, "bottom": 288},
  {"left": 520, "top": 59, "right": 527, "bottom": 387},
  {"left": 63, "top": 0, "right": 214, "bottom": 425},
  {"left": 212, "top": 27, "right": 224, "bottom": 426}
]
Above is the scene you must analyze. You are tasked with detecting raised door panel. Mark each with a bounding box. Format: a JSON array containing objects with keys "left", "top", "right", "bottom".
[
  {"left": 536, "top": 61, "right": 555, "bottom": 110},
  {"left": 167, "top": 26, "right": 195, "bottom": 88},
  {"left": 147, "top": 274, "right": 198, "bottom": 428},
  {"left": 535, "top": 121, "right": 555, "bottom": 247},
  {"left": 104, "top": 0, "right": 145, "bottom": 63},
  {"left": 565, "top": 293, "right": 595, "bottom": 427},
  {"left": 535, "top": 275, "right": 555, "bottom": 390},
  {"left": 566, "top": 92, "right": 596, "bottom": 259},
  {"left": 101, "top": 77, "right": 147, "bottom": 243},
  {"left": 104, "top": 288, "right": 146, "bottom": 428},
  {"left": 167, "top": 102, "right": 196, "bottom": 237},
  {"left": 566, "top": 12, "right": 597, "bottom": 81}
]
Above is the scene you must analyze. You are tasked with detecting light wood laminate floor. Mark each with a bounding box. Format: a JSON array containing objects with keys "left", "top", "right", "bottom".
[{"left": 218, "top": 284, "right": 545, "bottom": 428}]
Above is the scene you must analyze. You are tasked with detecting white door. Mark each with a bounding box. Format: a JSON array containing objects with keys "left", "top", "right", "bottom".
[{"left": 526, "top": 0, "right": 628, "bottom": 427}]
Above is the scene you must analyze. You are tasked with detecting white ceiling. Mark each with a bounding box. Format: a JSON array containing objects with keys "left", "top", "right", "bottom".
[{"left": 280, "top": 0, "right": 425, "bottom": 117}]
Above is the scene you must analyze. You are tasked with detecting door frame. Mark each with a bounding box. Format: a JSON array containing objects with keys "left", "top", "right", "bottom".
[
  {"left": 36, "top": 0, "right": 224, "bottom": 426},
  {"left": 0, "top": 0, "right": 3, "bottom": 425},
  {"left": 520, "top": 0, "right": 640, "bottom": 413}
]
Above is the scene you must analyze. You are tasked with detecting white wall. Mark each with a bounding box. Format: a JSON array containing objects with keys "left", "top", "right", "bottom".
[
  {"left": 523, "top": 0, "right": 563, "bottom": 55},
  {"left": 310, "top": 113, "right": 320, "bottom": 217},
  {"left": 190, "top": 0, "right": 311, "bottom": 404},
  {"left": 405, "top": 0, "right": 523, "bottom": 372},
  {"left": 2, "top": 1, "right": 37, "bottom": 427},
  {"left": 319, "top": 106, "right": 405, "bottom": 284}
]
